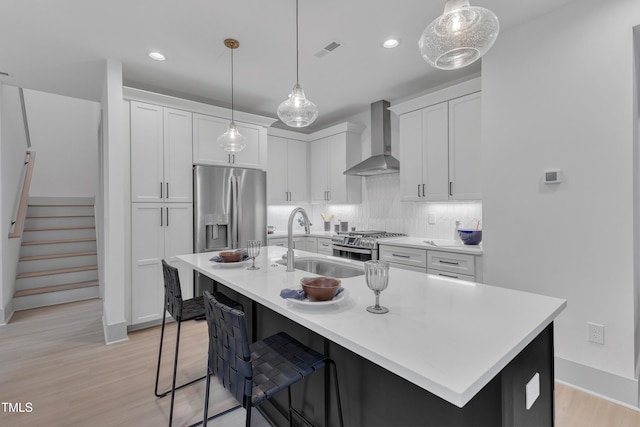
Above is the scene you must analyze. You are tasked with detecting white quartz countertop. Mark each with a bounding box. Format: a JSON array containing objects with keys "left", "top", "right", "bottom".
[
  {"left": 380, "top": 237, "right": 483, "bottom": 255},
  {"left": 177, "top": 247, "right": 565, "bottom": 408}
]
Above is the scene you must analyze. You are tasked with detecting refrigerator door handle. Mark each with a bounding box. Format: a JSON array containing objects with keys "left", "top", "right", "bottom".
[{"left": 231, "top": 174, "right": 240, "bottom": 249}]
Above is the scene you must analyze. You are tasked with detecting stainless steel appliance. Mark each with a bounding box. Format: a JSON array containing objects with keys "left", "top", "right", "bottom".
[
  {"left": 193, "top": 165, "right": 267, "bottom": 295},
  {"left": 332, "top": 230, "right": 405, "bottom": 261}
]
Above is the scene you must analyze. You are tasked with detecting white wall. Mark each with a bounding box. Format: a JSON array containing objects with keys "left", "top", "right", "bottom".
[
  {"left": 482, "top": 0, "right": 640, "bottom": 407},
  {"left": 24, "top": 90, "right": 100, "bottom": 198},
  {"left": 100, "top": 59, "right": 128, "bottom": 344},
  {"left": 0, "top": 84, "right": 30, "bottom": 324}
]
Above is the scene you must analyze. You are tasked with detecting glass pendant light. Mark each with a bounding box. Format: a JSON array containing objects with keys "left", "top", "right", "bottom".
[
  {"left": 418, "top": 0, "right": 499, "bottom": 70},
  {"left": 218, "top": 38, "right": 246, "bottom": 152},
  {"left": 277, "top": 0, "right": 318, "bottom": 128}
]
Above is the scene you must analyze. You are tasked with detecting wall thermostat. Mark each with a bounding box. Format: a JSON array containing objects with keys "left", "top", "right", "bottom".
[{"left": 544, "top": 169, "right": 562, "bottom": 184}]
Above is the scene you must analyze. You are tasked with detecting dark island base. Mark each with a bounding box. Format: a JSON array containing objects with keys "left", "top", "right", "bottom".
[{"left": 213, "top": 281, "right": 555, "bottom": 427}]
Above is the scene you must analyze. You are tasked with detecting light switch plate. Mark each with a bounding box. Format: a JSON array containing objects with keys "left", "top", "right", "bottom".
[
  {"left": 428, "top": 213, "right": 436, "bottom": 224},
  {"left": 526, "top": 372, "right": 540, "bottom": 410}
]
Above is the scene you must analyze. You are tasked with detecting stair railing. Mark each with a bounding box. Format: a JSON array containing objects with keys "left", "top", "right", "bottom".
[{"left": 9, "top": 150, "right": 35, "bottom": 239}]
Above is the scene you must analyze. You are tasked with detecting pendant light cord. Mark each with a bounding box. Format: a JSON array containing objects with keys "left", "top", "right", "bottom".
[
  {"left": 231, "top": 46, "right": 235, "bottom": 122},
  {"left": 295, "top": 0, "right": 299, "bottom": 85}
]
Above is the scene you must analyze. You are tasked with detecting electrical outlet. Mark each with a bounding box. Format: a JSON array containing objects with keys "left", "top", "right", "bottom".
[
  {"left": 428, "top": 213, "right": 436, "bottom": 224},
  {"left": 587, "top": 322, "right": 605, "bottom": 345}
]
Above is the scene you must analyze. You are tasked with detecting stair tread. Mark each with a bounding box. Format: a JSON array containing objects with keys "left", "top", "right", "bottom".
[
  {"left": 16, "top": 265, "right": 98, "bottom": 278},
  {"left": 20, "top": 251, "right": 98, "bottom": 262},
  {"left": 22, "top": 237, "right": 96, "bottom": 246},
  {"left": 28, "top": 204, "right": 94, "bottom": 207},
  {"left": 14, "top": 280, "right": 99, "bottom": 297},
  {"left": 23, "top": 225, "right": 96, "bottom": 232},
  {"left": 27, "top": 215, "right": 94, "bottom": 218}
]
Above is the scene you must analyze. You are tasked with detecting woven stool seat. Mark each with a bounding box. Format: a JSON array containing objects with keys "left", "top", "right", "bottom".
[
  {"left": 202, "top": 291, "right": 343, "bottom": 427},
  {"left": 251, "top": 331, "right": 325, "bottom": 406}
]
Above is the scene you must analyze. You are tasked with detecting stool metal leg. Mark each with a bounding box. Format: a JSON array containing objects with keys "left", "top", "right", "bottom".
[
  {"left": 168, "top": 319, "right": 182, "bottom": 426},
  {"left": 154, "top": 310, "right": 168, "bottom": 397}
]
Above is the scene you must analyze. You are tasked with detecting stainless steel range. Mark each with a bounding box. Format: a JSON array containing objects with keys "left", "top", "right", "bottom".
[{"left": 331, "top": 230, "right": 405, "bottom": 261}]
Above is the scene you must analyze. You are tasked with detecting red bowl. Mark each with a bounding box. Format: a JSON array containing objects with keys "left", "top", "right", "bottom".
[
  {"left": 301, "top": 277, "right": 341, "bottom": 301},
  {"left": 219, "top": 251, "right": 242, "bottom": 263}
]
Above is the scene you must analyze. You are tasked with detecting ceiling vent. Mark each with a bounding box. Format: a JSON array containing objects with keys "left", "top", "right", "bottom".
[{"left": 314, "top": 40, "right": 342, "bottom": 59}]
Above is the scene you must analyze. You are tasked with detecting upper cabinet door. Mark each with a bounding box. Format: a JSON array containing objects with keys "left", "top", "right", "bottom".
[
  {"left": 287, "top": 139, "right": 309, "bottom": 203},
  {"left": 327, "top": 133, "right": 348, "bottom": 203},
  {"left": 193, "top": 113, "right": 266, "bottom": 170},
  {"left": 399, "top": 110, "right": 425, "bottom": 201},
  {"left": 163, "top": 108, "right": 192, "bottom": 203},
  {"left": 231, "top": 122, "right": 265, "bottom": 169},
  {"left": 131, "top": 102, "right": 164, "bottom": 202},
  {"left": 448, "top": 92, "right": 481, "bottom": 200},
  {"left": 267, "top": 136, "right": 289, "bottom": 204},
  {"left": 192, "top": 113, "right": 231, "bottom": 165},
  {"left": 422, "top": 102, "right": 449, "bottom": 201},
  {"left": 310, "top": 138, "right": 329, "bottom": 203}
]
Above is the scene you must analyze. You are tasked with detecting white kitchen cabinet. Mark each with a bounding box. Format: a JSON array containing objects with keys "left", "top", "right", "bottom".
[
  {"left": 379, "top": 245, "right": 427, "bottom": 271},
  {"left": 427, "top": 250, "right": 481, "bottom": 283},
  {"left": 399, "top": 103, "right": 449, "bottom": 201},
  {"left": 310, "top": 130, "right": 362, "bottom": 204},
  {"left": 304, "top": 237, "right": 318, "bottom": 253},
  {"left": 396, "top": 90, "right": 481, "bottom": 202},
  {"left": 267, "top": 135, "right": 309, "bottom": 204},
  {"left": 448, "top": 92, "right": 482, "bottom": 200},
  {"left": 193, "top": 113, "right": 267, "bottom": 169},
  {"left": 267, "top": 236, "right": 305, "bottom": 250},
  {"left": 130, "top": 102, "right": 192, "bottom": 203},
  {"left": 316, "top": 237, "right": 334, "bottom": 255},
  {"left": 131, "top": 202, "right": 193, "bottom": 325}
]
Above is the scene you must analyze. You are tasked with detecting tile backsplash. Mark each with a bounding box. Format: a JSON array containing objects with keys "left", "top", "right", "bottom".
[{"left": 268, "top": 174, "right": 482, "bottom": 239}]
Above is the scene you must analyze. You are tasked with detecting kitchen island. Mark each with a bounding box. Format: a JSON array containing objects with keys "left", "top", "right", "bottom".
[{"left": 178, "top": 247, "right": 566, "bottom": 426}]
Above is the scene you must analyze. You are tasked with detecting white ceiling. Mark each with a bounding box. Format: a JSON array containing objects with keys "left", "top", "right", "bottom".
[{"left": 0, "top": 0, "right": 575, "bottom": 132}]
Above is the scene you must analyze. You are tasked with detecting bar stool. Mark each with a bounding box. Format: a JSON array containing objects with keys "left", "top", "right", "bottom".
[
  {"left": 156, "top": 260, "right": 241, "bottom": 427},
  {"left": 202, "top": 290, "right": 344, "bottom": 427}
]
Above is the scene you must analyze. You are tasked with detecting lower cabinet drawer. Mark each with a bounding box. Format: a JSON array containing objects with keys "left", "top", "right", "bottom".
[
  {"left": 427, "top": 268, "right": 475, "bottom": 282},
  {"left": 379, "top": 245, "right": 427, "bottom": 269},
  {"left": 389, "top": 261, "right": 427, "bottom": 273},
  {"left": 317, "top": 238, "right": 333, "bottom": 255},
  {"left": 427, "top": 251, "right": 475, "bottom": 276}
]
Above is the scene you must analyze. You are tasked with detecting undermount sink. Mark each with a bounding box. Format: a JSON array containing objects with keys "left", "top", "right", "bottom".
[{"left": 277, "top": 257, "right": 364, "bottom": 278}]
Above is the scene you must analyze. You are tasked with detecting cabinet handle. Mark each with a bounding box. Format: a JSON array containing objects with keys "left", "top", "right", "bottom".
[
  {"left": 417, "top": 184, "right": 421, "bottom": 198},
  {"left": 438, "top": 273, "right": 459, "bottom": 279},
  {"left": 392, "top": 253, "right": 410, "bottom": 259},
  {"left": 438, "top": 260, "right": 459, "bottom": 265},
  {"left": 160, "top": 207, "right": 163, "bottom": 226},
  {"left": 160, "top": 182, "right": 163, "bottom": 199},
  {"left": 326, "top": 190, "right": 330, "bottom": 201},
  {"left": 166, "top": 182, "right": 169, "bottom": 199},
  {"left": 422, "top": 184, "right": 425, "bottom": 198},
  {"left": 449, "top": 181, "right": 453, "bottom": 196},
  {"left": 166, "top": 207, "right": 169, "bottom": 226}
]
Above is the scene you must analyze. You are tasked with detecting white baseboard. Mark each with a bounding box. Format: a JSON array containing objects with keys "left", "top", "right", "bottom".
[
  {"left": 555, "top": 356, "right": 639, "bottom": 409},
  {"left": 102, "top": 312, "right": 128, "bottom": 345},
  {"left": 0, "top": 300, "right": 15, "bottom": 326}
]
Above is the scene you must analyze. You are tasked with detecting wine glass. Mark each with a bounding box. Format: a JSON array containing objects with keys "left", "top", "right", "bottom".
[
  {"left": 364, "top": 260, "right": 389, "bottom": 314},
  {"left": 246, "top": 240, "right": 261, "bottom": 270}
]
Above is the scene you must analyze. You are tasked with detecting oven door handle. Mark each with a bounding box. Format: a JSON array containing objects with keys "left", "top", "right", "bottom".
[{"left": 332, "top": 244, "right": 373, "bottom": 255}]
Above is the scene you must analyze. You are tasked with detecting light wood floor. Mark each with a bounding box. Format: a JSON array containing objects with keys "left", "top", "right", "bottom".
[
  {"left": 0, "top": 299, "right": 269, "bottom": 427},
  {"left": 1, "top": 299, "right": 639, "bottom": 427}
]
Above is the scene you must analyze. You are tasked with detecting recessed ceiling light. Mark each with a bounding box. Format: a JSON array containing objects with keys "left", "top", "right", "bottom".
[
  {"left": 382, "top": 39, "right": 399, "bottom": 49},
  {"left": 148, "top": 51, "right": 166, "bottom": 61}
]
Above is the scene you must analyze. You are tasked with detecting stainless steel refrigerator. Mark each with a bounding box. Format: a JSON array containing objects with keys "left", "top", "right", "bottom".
[{"left": 193, "top": 165, "right": 267, "bottom": 296}]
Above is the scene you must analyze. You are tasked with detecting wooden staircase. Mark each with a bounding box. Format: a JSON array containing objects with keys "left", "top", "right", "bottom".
[{"left": 13, "top": 199, "right": 100, "bottom": 310}]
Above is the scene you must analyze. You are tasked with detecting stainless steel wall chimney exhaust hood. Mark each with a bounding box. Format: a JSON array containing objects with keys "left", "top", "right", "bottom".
[{"left": 344, "top": 100, "right": 399, "bottom": 176}]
